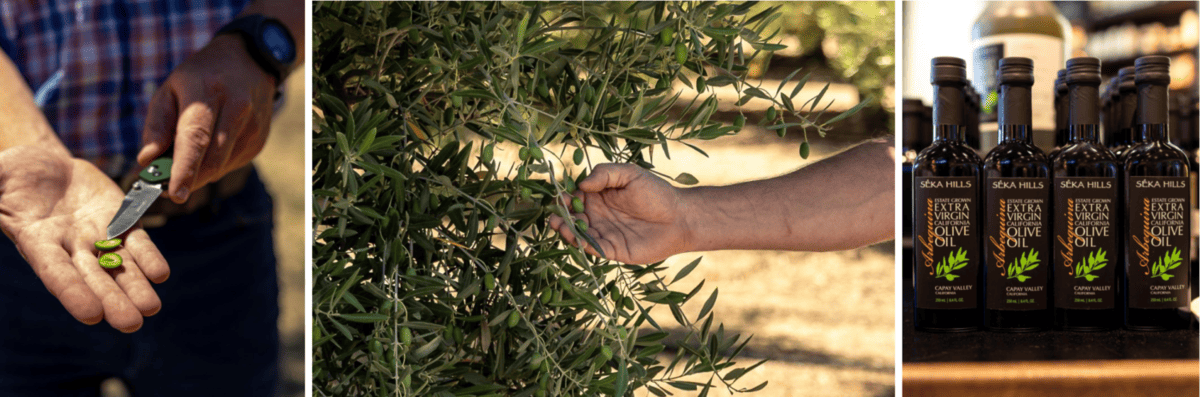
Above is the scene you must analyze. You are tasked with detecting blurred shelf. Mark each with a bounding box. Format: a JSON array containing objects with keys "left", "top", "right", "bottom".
[
  {"left": 905, "top": 359, "right": 1199, "bottom": 397},
  {"left": 1086, "top": 1, "right": 1198, "bottom": 31},
  {"left": 1099, "top": 47, "right": 1198, "bottom": 74}
]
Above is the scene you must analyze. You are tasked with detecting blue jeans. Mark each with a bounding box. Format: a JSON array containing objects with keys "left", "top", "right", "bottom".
[{"left": 0, "top": 169, "right": 279, "bottom": 396}]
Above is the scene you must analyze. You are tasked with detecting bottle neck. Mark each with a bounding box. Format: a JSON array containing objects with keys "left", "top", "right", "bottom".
[
  {"left": 1066, "top": 82, "right": 1099, "bottom": 144},
  {"left": 931, "top": 83, "right": 966, "bottom": 143},
  {"left": 1119, "top": 90, "right": 1137, "bottom": 144},
  {"left": 934, "top": 125, "right": 965, "bottom": 143},
  {"left": 1069, "top": 124, "right": 1099, "bottom": 143},
  {"left": 1136, "top": 83, "right": 1170, "bottom": 142},
  {"left": 1138, "top": 124, "right": 1168, "bottom": 142},
  {"left": 998, "top": 83, "right": 1032, "bottom": 131}
]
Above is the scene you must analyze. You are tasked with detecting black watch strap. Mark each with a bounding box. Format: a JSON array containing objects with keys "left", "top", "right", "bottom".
[{"left": 216, "top": 15, "right": 295, "bottom": 85}]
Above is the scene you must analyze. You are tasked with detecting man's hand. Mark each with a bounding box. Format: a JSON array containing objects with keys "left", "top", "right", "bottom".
[
  {"left": 547, "top": 139, "right": 895, "bottom": 262},
  {"left": 547, "top": 163, "right": 694, "bottom": 264},
  {"left": 137, "top": 34, "right": 276, "bottom": 203},
  {"left": 0, "top": 145, "right": 170, "bottom": 332}
]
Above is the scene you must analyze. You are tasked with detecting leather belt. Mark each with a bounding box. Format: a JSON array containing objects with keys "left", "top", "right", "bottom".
[{"left": 116, "top": 165, "right": 253, "bottom": 228}]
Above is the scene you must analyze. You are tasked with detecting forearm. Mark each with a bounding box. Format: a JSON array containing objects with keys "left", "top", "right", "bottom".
[
  {"left": 0, "top": 52, "right": 69, "bottom": 157},
  {"left": 682, "top": 138, "right": 896, "bottom": 252},
  {"left": 237, "top": 0, "right": 306, "bottom": 79}
]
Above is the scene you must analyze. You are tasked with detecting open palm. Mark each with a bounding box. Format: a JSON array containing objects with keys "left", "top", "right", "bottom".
[
  {"left": 548, "top": 163, "right": 693, "bottom": 264},
  {"left": 0, "top": 145, "right": 169, "bottom": 332}
]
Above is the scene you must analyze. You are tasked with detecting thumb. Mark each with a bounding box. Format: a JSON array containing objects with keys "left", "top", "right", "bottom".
[
  {"left": 578, "top": 163, "right": 643, "bottom": 193},
  {"left": 137, "top": 86, "right": 179, "bottom": 167}
]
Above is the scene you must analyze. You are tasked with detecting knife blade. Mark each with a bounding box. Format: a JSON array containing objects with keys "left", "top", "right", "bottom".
[
  {"left": 106, "top": 180, "right": 162, "bottom": 240},
  {"left": 105, "top": 157, "right": 172, "bottom": 240}
]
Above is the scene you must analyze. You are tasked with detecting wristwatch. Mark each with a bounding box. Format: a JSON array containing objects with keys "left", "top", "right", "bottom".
[{"left": 216, "top": 15, "right": 296, "bottom": 85}]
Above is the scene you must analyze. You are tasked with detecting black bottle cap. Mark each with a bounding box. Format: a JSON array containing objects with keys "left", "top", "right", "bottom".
[
  {"left": 931, "top": 57, "right": 967, "bottom": 85},
  {"left": 1134, "top": 56, "right": 1170, "bottom": 86},
  {"left": 997, "top": 57, "right": 1034, "bottom": 86},
  {"left": 1065, "top": 57, "right": 1101, "bottom": 85},
  {"left": 1055, "top": 69, "right": 1067, "bottom": 95},
  {"left": 1118, "top": 67, "right": 1136, "bottom": 93}
]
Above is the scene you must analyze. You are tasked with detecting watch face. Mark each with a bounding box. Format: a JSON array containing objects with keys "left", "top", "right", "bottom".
[{"left": 262, "top": 22, "right": 295, "bottom": 64}]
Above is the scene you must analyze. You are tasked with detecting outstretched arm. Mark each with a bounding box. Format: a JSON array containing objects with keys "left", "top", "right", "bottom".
[
  {"left": 0, "top": 51, "right": 169, "bottom": 333},
  {"left": 548, "top": 138, "right": 895, "bottom": 264}
]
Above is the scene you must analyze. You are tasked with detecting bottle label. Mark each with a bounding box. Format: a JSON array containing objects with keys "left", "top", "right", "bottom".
[
  {"left": 971, "top": 33, "right": 1064, "bottom": 131},
  {"left": 1126, "top": 176, "right": 1192, "bottom": 309},
  {"left": 1053, "top": 177, "right": 1118, "bottom": 310},
  {"left": 914, "top": 176, "right": 979, "bottom": 310},
  {"left": 985, "top": 177, "right": 1051, "bottom": 310}
]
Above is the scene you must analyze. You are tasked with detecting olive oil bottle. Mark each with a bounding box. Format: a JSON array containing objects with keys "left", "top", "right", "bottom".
[
  {"left": 1052, "top": 57, "right": 1120, "bottom": 331},
  {"left": 1112, "top": 67, "right": 1138, "bottom": 159},
  {"left": 913, "top": 57, "right": 983, "bottom": 332},
  {"left": 1123, "top": 56, "right": 1193, "bottom": 331},
  {"left": 983, "top": 57, "right": 1052, "bottom": 332},
  {"left": 1049, "top": 69, "right": 1067, "bottom": 160}
]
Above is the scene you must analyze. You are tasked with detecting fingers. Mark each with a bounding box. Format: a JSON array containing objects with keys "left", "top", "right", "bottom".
[
  {"left": 19, "top": 237, "right": 103, "bottom": 325},
  {"left": 194, "top": 103, "right": 243, "bottom": 188},
  {"left": 104, "top": 250, "right": 163, "bottom": 317},
  {"left": 137, "top": 87, "right": 178, "bottom": 167},
  {"left": 126, "top": 229, "right": 169, "bottom": 284},
  {"left": 70, "top": 248, "right": 144, "bottom": 333},
  {"left": 168, "top": 99, "right": 219, "bottom": 203},
  {"left": 578, "top": 163, "right": 642, "bottom": 193}
]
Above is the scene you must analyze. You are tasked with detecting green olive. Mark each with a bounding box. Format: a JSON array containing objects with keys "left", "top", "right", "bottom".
[
  {"left": 94, "top": 238, "right": 122, "bottom": 251},
  {"left": 573, "top": 148, "right": 584, "bottom": 165},
  {"left": 659, "top": 27, "right": 674, "bottom": 46},
  {"left": 481, "top": 143, "right": 494, "bottom": 163},
  {"left": 400, "top": 327, "right": 413, "bottom": 345},
  {"left": 574, "top": 219, "right": 588, "bottom": 232},
  {"left": 800, "top": 141, "right": 811, "bottom": 159},
  {"left": 529, "top": 146, "right": 544, "bottom": 160},
  {"left": 571, "top": 197, "right": 584, "bottom": 213},
  {"left": 563, "top": 178, "right": 576, "bottom": 194},
  {"left": 696, "top": 76, "right": 706, "bottom": 92},
  {"left": 734, "top": 114, "right": 746, "bottom": 129},
  {"left": 674, "top": 43, "right": 687, "bottom": 65},
  {"left": 520, "top": 187, "right": 532, "bottom": 201},
  {"left": 484, "top": 273, "right": 496, "bottom": 290},
  {"left": 507, "top": 311, "right": 520, "bottom": 328},
  {"left": 98, "top": 252, "right": 122, "bottom": 269},
  {"left": 518, "top": 147, "right": 530, "bottom": 161}
]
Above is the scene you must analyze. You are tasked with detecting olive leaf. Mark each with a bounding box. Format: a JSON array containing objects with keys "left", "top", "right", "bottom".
[
  {"left": 1074, "top": 248, "right": 1107, "bottom": 282},
  {"left": 935, "top": 247, "right": 968, "bottom": 281},
  {"left": 1006, "top": 249, "right": 1040, "bottom": 283},
  {"left": 1150, "top": 248, "right": 1183, "bottom": 281}
]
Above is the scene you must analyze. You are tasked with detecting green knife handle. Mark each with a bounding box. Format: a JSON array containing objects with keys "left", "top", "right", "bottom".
[{"left": 139, "top": 157, "right": 172, "bottom": 183}]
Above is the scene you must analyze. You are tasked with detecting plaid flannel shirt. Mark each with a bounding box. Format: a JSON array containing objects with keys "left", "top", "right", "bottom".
[{"left": 0, "top": 0, "right": 249, "bottom": 176}]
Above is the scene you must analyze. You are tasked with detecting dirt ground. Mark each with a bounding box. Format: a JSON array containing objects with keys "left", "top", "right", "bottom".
[{"left": 621, "top": 131, "right": 896, "bottom": 397}]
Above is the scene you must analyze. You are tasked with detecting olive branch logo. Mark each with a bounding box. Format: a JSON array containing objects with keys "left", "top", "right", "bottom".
[
  {"left": 1006, "top": 249, "right": 1040, "bottom": 283},
  {"left": 1074, "top": 248, "right": 1108, "bottom": 282},
  {"left": 1150, "top": 248, "right": 1183, "bottom": 281},
  {"left": 935, "top": 247, "right": 969, "bottom": 281}
]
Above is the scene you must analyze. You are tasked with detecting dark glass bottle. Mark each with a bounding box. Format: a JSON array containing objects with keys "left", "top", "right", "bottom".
[
  {"left": 1052, "top": 57, "right": 1120, "bottom": 331},
  {"left": 1049, "top": 69, "right": 1068, "bottom": 160},
  {"left": 1112, "top": 67, "right": 1138, "bottom": 159},
  {"left": 983, "top": 57, "right": 1052, "bottom": 332},
  {"left": 1102, "top": 76, "right": 1119, "bottom": 148},
  {"left": 913, "top": 57, "right": 983, "bottom": 332},
  {"left": 1123, "top": 56, "right": 1193, "bottom": 331}
]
